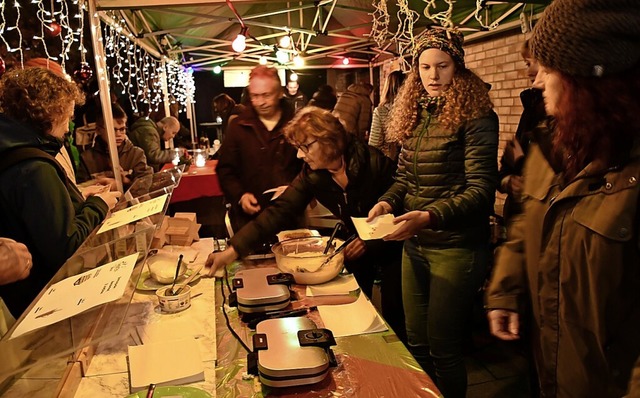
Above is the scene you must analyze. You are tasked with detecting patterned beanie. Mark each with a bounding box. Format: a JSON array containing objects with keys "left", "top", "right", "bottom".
[
  {"left": 413, "top": 27, "right": 465, "bottom": 67},
  {"left": 531, "top": 0, "right": 640, "bottom": 77}
]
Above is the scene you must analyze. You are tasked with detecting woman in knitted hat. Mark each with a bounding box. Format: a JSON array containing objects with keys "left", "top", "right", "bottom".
[
  {"left": 486, "top": 0, "right": 640, "bottom": 396},
  {"left": 368, "top": 27, "right": 499, "bottom": 397}
]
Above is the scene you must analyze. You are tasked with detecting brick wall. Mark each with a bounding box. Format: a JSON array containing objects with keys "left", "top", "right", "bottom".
[{"left": 464, "top": 29, "right": 532, "bottom": 214}]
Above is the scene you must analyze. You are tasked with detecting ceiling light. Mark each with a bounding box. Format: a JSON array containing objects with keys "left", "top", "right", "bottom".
[
  {"left": 213, "top": 65, "right": 222, "bottom": 74},
  {"left": 293, "top": 54, "right": 304, "bottom": 68},
  {"left": 232, "top": 27, "right": 248, "bottom": 53},
  {"left": 259, "top": 56, "right": 268, "bottom": 65},
  {"left": 342, "top": 57, "right": 350, "bottom": 65},
  {"left": 279, "top": 34, "right": 291, "bottom": 48},
  {"left": 276, "top": 49, "right": 289, "bottom": 64}
]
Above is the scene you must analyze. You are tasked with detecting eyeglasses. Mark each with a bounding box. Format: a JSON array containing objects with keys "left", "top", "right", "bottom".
[{"left": 294, "top": 139, "right": 318, "bottom": 154}]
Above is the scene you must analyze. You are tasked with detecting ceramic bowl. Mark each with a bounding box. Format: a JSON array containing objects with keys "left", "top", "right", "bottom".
[
  {"left": 156, "top": 284, "right": 191, "bottom": 313},
  {"left": 271, "top": 236, "right": 344, "bottom": 285},
  {"left": 147, "top": 252, "right": 187, "bottom": 284}
]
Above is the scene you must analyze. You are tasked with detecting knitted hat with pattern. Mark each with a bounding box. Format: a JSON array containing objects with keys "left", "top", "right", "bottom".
[
  {"left": 531, "top": 0, "right": 640, "bottom": 77},
  {"left": 413, "top": 27, "right": 465, "bottom": 67}
]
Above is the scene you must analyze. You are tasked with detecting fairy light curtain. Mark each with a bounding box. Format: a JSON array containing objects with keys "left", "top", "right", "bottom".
[
  {"left": 0, "top": 0, "right": 82, "bottom": 70},
  {"left": 102, "top": 13, "right": 195, "bottom": 117},
  {"left": 369, "top": 0, "right": 513, "bottom": 71}
]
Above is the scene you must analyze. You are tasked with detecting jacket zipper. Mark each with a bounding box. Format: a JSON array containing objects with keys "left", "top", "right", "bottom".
[{"left": 412, "top": 113, "right": 431, "bottom": 210}]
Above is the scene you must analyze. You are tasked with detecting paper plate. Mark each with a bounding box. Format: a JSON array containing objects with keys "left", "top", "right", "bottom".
[
  {"left": 136, "top": 269, "right": 202, "bottom": 291},
  {"left": 126, "top": 386, "right": 212, "bottom": 398}
]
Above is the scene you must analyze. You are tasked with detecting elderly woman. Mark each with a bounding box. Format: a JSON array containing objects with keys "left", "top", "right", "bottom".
[
  {"left": 206, "top": 106, "right": 406, "bottom": 341},
  {"left": 0, "top": 67, "right": 120, "bottom": 317},
  {"left": 486, "top": 0, "right": 640, "bottom": 396},
  {"left": 368, "top": 28, "right": 498, "bottom": 397}
]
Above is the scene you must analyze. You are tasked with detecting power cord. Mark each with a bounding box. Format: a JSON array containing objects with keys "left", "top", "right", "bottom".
[{"left": 220, "top": 264, "right": 252, "bottom": 353}]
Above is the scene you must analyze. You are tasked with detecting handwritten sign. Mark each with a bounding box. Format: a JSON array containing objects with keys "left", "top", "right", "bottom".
[
  {"left": 11, "top": 253, "right": 138, "bottom": 339},
  {"left": 97, "top": 194, "right": 168, "bottom": 234}
]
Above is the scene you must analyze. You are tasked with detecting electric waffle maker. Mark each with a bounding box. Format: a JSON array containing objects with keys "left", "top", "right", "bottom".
[
  {"left": 232, "top": 267, "right": 294, "bottom": 314},
  {"left": 249, "top": 317, "right": 337, "bottom": 388}
]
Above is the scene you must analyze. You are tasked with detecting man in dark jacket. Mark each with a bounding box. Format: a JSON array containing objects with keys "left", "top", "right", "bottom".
[
  {"left": 332, "top": 83, "right": 373, "bottom": 141},
  {"left": 207, "top": 107, "right": 406, "bottom": 342},
  {"left": 217, "top": 65, "right": 302, "bottom": 239},
  {"left": 79, "top": 103, "right": 153, "bottom": 190},
  {"left": 128, "top": 116, "right": 180, "bottom": 171},
  {"left": 283, "top": 80, "right": 308, "bottom": 113}
]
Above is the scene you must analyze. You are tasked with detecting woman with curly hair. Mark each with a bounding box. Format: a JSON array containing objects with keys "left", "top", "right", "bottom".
[
  {"left": 368, "top": 70, "right": 405, "bottom": 161},
  {"left": 486, "top": 0, "right": 640, "bottom": 395},
  {"left": 368, "top": 27, "right": 498, "bottom": 397},
  {"left": 0, "top": 66, "right": 121, "bottom": 318}
]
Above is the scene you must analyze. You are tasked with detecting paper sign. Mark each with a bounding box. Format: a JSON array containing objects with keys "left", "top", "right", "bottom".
[
  {"left": 351, "top": 214, "right": 405, "bottom": 240},
  {"left": 98, "top": 194, "right": 168, "bottom": 234},
  {"left": 11, "top": 253, "right": 138, "bottom": 339}
]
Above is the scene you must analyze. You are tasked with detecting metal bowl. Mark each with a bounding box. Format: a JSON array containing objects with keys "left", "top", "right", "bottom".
[{"left": 271, "top": 236, "right": 344, "bottom": 285}]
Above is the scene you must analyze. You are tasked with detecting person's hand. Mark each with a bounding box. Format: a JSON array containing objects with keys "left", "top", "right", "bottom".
[
  {"left": 80, "top": 183, "right": 111, "bottom": 199},
  {"left": 343, "top": 237, "right": 366, "bottom": 261},
  {"left": 94, "top": 176, "right": 118, "bottom": 191},
  {"left": 95, "top": 191, "right": 122, "bottom": 210},
  {"left": 506, "top": 175, "right": 524, "bottom": 197},
  {"left": 382, "top": 210, "right": 430, "bottom": 241},
  {"left": 0, "top": 238, "right": 32, "bottom": 285},
  {"left": 205, "top": 246, "right": 238, "bottom": 277},
  {"left": 240, "top": 193, "right": 261, "bottom": 215},
  {"left": 487, "top": 309, "right": 520, "bottom": 341},
  {"left": 367, "top": 201, "right": 393, "bottom": 221}
]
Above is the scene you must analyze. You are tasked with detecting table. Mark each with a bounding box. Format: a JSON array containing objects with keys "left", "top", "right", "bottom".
[
  {"left": 215, "top": 260, "right": 442, "bottom": 397},
  {"left": 162, "top": 160, "right": 223, "bottom": 204}
]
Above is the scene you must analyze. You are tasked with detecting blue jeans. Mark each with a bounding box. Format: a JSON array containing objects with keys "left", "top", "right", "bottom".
[{"left": 402, "top": 239, "right": 488, "bottom": 398}]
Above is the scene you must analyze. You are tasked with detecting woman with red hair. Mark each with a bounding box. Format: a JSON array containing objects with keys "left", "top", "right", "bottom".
[{"left": 486, "top": 0, "right": 640, "bottom": 395}]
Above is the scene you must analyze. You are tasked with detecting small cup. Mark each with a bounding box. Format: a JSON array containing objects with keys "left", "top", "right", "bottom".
[{"left": 156, "top": 285, "right": 191, "bottom": 313}]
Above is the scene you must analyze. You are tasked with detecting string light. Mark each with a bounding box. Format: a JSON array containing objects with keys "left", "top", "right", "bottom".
[
  {"left": 289, "top": 72, "right": 298, "bottom": 81},
  {"left": 279, "top": 34, "right": 291, "bottom": 49},
  {"left": 212, "top": 65, "right": 222, "bottom": 74},
  {"left": 259, "top": 55, "right": 267, "bottom": 65},
  {"left": 276, "top": 49, "right": 289, "bottom": 64},
  {"left": 342, "top": 57, "right": 349, "bottom": 65},
  {"left": 292, "top": 54, "right": 304, "bottom": 68},
  {"left": 231, "top": 26, "right": 247, "bottom": 53}
]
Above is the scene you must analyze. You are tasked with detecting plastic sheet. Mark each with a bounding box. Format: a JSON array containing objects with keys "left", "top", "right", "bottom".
[{"left": 214, "top": 261, "right": 442, "bottom": 397}]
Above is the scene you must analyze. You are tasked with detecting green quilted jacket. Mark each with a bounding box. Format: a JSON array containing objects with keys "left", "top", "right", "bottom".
[{"left": 380, "top": 108, "right": 499, "bottom": 247}]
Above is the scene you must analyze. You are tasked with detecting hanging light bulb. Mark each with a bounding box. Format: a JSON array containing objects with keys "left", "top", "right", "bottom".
[
  {"left": 342, "top": 57, "right": 350, "bottom": 65},
  {"left": 293, "top": 54, "right": 304, "bottom": 68},
  {"left": 290, "top": 72, "right": 298, "bottom": 81},
  {"left": 279, "top": 34, "right": 291, "bottom": 48},
  {"left": 232, "top": 27, "right": 248, "bottom": 53},
  {"left": 276, "top": 49, "right": 289, "bottom": 64},
  {"left": 259, "top": 56, "right": 268, "bottom": 65},
  {"left": 213, "top": 65, "right": 222, "bottom": 74}
]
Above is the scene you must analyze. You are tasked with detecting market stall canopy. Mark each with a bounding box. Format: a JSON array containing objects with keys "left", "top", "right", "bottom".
[{"left": 95, "top": 0, "right": 549, "bottom": 70}]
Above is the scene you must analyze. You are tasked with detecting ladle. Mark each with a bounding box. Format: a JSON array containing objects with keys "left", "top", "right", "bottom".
[{"left": 323, "top": 222, "right": 345, "bottom": 254}]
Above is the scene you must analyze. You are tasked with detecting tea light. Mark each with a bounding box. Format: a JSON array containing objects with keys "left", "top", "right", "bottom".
[
  {"left": 194, "top": 149, "right": 206, "bottom": 167},
  {"left": 172, "top": 148, "right": 181, "bottom": 166}
]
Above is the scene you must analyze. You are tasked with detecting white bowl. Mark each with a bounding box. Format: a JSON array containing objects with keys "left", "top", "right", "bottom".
[
  {"left": 271, "top": 236, "right": 344, "bottom": 285},
  {"left": 156, "top": 285, "right": 191, "bottom": 313},
  {"left": 147, "top": 252, "right": 187, "bottom": 284}
]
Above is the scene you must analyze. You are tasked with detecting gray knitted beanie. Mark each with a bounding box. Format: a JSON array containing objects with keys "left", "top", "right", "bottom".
[{"left": 531, "top": 0, "right": 640, "bottom": 77}]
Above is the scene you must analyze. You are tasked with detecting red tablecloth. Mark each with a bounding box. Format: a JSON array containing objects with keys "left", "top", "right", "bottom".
[{"left": 162, "top": 160, "right": 223, "bottom": 203}]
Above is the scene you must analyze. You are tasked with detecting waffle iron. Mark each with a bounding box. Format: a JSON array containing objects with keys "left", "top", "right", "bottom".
[
  {"left": 249, "top": 317, "right": 337, "bottom": 387},
  {"left": 232, "top": 267, "right": 294, "bottom": 314}
]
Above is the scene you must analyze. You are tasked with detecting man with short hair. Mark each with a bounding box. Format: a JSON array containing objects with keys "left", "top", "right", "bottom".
[
  {"left": 128, "top": 116, "right": 181, "bottom": 171},
  {"left": 217, "top": 65, "right": 302, "bottom": 239},
  {"left": 80, "top": 103, "right": 153, "bottom": 190},
  {"left": 284, "top": 80, "right": 308, "bottom": 113}
]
